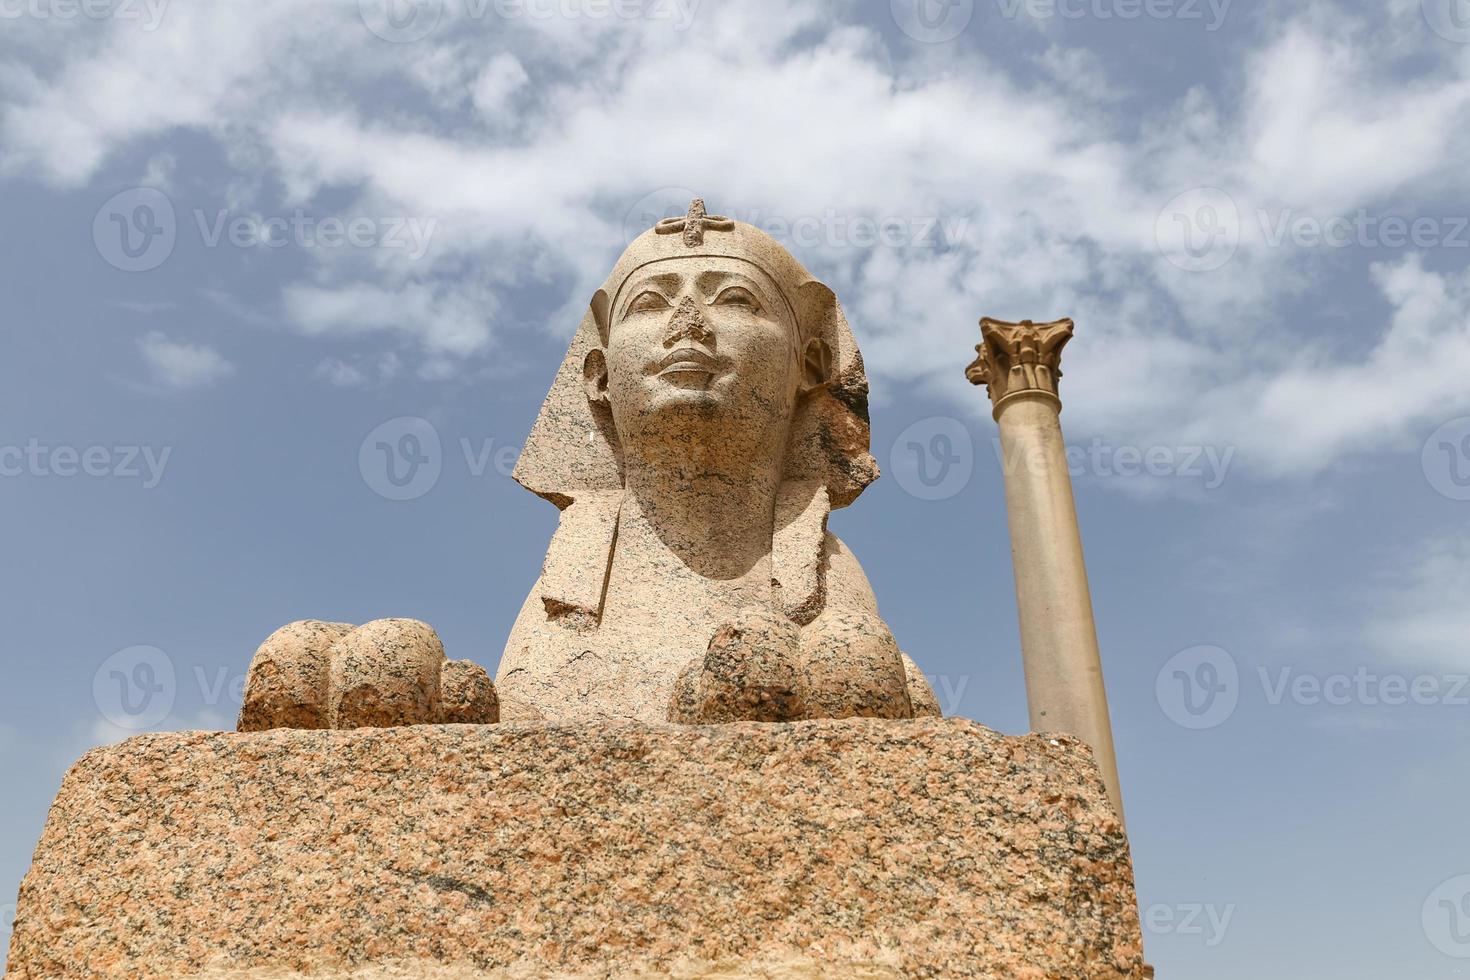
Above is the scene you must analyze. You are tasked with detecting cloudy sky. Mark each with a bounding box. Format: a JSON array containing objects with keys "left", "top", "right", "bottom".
[{"left": 3, "top": 0, "right": 1470, "bottom": 974}]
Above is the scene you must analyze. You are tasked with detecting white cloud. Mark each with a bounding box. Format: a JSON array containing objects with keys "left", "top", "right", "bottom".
[
  {"left": 4, "top": 1, "right": 1470, "bottom": 479},
  {"left": 283, "top": 280, "right": 496, "bottom": 357},
  {"left": 136, "top": 331, "right": 234, "bottom": 391},
  {"left": 1368, "top": 531, "right": 1470, "bottom": 671},
  {"left": 109, "top": 299, "right": 177, "bottom": 314},
  {"left": 140, "top": 151, "right": 176, "bottom": 192},
  {"left": 1034, "top": 44, "right": 1126, "bottom": 103},
  {"left": 313, "top": 357, "right": 368, "bottom": 388},
  {"left": 313, "top": 350, "right": 405, "bottom": 388},
  {"left": 471, "top": 52, "right": 529, "bottom": 115}
]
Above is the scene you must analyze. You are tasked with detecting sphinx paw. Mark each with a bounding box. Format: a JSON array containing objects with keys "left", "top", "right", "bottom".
[
  {"left": 900, "top": 651, "right": 943, "bottom": 718},
  {"left": 667, "top": 606, "right": 807, "bottom": 724},
  {"left": 798, "top": 612, "right": 915, "bottom": 720},
  {"left": 237, "top": 620, "right": 353, "bottom": 731},
  {"left": 439, "top": 657, "right": 501, "bottom": 724},
  {"left": 237, "top": 619, "right": 499, "bottom": 731}
]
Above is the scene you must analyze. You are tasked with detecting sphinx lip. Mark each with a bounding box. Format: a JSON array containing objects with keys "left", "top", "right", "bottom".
[{"left": 656, "top": 347, "right": 720, "bottom": 375}]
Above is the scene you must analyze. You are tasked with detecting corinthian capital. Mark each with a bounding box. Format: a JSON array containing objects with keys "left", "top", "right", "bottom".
[{"left": 965, "top": 317, "right": 1074, "bottom": 410}]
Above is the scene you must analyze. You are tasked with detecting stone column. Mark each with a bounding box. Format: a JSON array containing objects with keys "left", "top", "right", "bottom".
[{"left": 966, "top": 317, "right": 1125, "bottom": 825}]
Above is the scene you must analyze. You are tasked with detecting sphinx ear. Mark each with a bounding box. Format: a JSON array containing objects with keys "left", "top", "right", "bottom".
[
  {"left": 591, "top": 289, "right": 612, "bottom": 345},
  {"left": 583, "top": 348, "right": 609, "bottom": 406},
  {"left": 799, "top": 337, "right": 833, "bottom": 395}
]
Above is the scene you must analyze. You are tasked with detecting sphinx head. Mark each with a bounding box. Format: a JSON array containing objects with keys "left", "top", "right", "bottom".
[
  {"left": 584, "top": 251, "right": 834, "bottom": 475},
  {"left": 513, "top": 199, "right": 881, "bottom": 624},
  {"left": 516, "top": 199, "right": 877, "bottom": 513}
]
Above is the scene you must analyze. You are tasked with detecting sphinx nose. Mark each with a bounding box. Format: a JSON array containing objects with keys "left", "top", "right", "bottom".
[{"left": 663, "top": 296, "right": 714, "bottom": 348}]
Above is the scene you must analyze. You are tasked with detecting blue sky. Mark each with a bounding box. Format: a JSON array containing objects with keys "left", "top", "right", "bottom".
[{"left": 3, "top": 0, "right": 1470, "bottom": 975}]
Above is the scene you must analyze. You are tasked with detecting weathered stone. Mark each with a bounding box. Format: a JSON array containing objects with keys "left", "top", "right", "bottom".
[
  {"left": 439, "top": 659, "right": 500, "bottom": 724},
  {"left": 667, "top": 660, "right": 702, "bottom": 724},
  {"left": 799, "top": 611, "right": 913, "bottom": 720},
  {"left": 901, "top": 651, "right": 943, "bottom": 718},
  {"left": 5, "top": 719, "right": 1147, "bottom": 979},
  {"left": 327, "top": 618, "right": 444, "bottom": 729},
  {"left": 237, "top": 620, "right": 354, "bottom": 731},
  {"left": 692, "top": 607, "right": 806, "bottom": 723}
]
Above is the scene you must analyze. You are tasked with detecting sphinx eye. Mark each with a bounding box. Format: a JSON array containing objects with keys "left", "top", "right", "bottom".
[
  {"left": 627, "top": 290, "right": 670, "bottom": 314},
  {"left": 713, "top": 286, "right": 762, "bottom": 313}
]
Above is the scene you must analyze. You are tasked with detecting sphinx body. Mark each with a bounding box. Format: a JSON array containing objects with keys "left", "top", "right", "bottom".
[
  {"left": 237, "top": 201, "right": 938, "bottom": 731},
  {"left": 497, "top": 513, "right": 931, "bottom": 723},
  {"left": 497, "top": 203, "right": 938, "bottom": 723}
]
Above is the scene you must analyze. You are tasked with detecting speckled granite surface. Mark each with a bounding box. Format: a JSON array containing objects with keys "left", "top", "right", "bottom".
[{"left": 6, "top": 719, "right": 1146, "bottom": 979}]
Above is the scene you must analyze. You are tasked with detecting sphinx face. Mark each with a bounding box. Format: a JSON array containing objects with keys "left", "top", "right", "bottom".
[{"left": 599, "top": 256, "right": 799, "bottom": 470}]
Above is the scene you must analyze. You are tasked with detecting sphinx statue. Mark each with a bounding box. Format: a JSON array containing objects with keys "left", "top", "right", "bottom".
[{"left": 237, "top": 200, "right": 939, "bottom": 731}]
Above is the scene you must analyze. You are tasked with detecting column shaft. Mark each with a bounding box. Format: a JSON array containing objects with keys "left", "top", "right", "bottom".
[{"left": 994, "top": 393, "right": 1124, "bottom": 823}]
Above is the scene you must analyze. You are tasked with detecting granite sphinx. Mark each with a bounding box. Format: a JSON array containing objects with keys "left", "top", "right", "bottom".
[{"left": 238, "top": 200, "right": 938, "bottom": 731}]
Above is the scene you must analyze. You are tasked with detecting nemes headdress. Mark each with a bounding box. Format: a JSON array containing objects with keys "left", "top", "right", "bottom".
[{"left": 514, "top": 200, "right": 878, "bottom": 625}]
